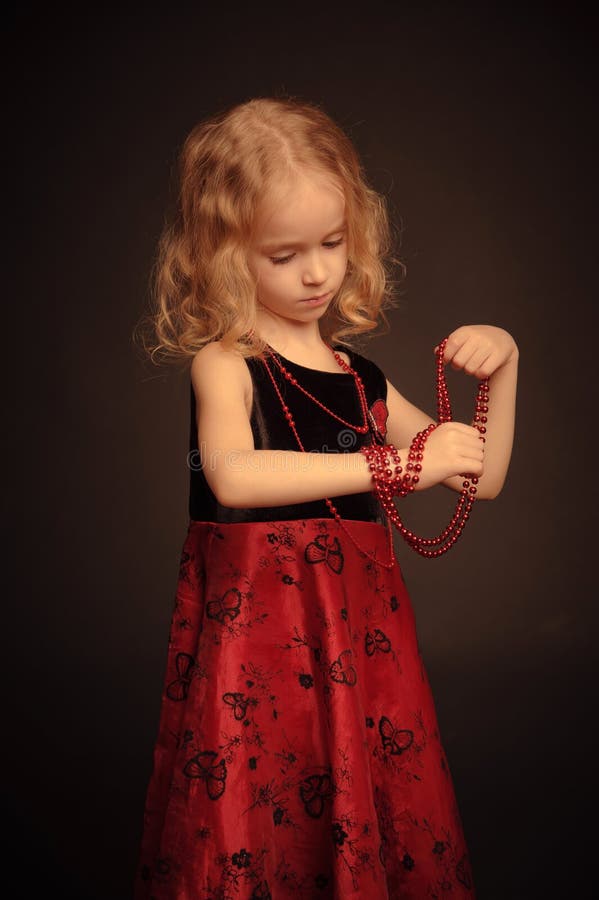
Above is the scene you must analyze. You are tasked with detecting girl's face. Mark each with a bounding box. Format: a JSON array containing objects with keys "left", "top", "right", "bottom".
[{"left": 247, "top": 173, "right": 349, "bottom": 332}]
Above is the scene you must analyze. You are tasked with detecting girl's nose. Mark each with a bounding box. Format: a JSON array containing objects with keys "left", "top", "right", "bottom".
[{"left": 302, "top": 250, "right": 327, "bottom": 283}]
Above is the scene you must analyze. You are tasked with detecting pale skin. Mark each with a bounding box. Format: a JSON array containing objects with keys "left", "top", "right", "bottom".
[{"left": 191, "top": 173, "right": 518, "bottom": 507}]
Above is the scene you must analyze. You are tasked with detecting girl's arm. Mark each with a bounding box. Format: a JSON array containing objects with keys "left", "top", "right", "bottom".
[
  {"left": 192, "top": 342, "right": 476, "bottom": 509},
  {"left": 191, "top": 331, "right": 513, "bottom": 510},
  {"left": 384, "top": 325, "right": 519, "bottom": 500},
  {"left": 192, "top": 342, "right": 377, "bottom": 508}
]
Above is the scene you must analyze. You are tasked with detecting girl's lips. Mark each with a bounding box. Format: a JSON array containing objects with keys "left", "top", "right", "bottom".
[{"left": 301, "top": 292, "right": 331, "bottom": 306}]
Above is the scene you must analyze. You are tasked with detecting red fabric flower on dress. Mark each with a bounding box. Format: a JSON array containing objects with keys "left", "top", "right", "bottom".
[{"left": 368, "top": 399, "right": 389, "bottom": 443}]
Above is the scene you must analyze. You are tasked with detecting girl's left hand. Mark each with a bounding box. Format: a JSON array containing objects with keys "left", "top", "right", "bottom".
[{"left": 433, "top": 325, "right": 518, "bottom": 378}]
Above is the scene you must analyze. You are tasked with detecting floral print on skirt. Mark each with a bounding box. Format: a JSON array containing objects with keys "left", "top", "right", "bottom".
[{"left": 133, "top": 517, "right": 476, "bottom": 899}]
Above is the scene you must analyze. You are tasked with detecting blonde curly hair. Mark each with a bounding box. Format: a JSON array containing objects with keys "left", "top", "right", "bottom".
[{"left": 133, "top": 95, "right": 404, "bottom": 368}]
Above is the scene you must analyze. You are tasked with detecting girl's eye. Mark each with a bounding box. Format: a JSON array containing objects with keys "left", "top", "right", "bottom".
[{"left": 270, "top": 238, "right": 344, "bottom": 266}]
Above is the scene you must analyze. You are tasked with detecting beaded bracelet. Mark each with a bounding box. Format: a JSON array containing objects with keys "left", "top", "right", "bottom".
[
  {"left": 361, "top": 442, "right": 411, "bottom": 499},
  {"left": 360, "top": 424, "right": 438, "bottom": 501}
]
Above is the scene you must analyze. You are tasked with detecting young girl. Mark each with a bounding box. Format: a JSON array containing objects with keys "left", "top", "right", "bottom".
[{"left": 133, "top": 96, "right": 518, "bottom": 900}]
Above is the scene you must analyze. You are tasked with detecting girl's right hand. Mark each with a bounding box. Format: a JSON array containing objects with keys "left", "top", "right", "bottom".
[{"left": 415, "top": 422, "right": 484, "bottom": 490}]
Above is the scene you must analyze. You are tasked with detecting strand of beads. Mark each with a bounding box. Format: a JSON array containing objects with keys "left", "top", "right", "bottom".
[
  {"left": 260, "top": 335, "right": 489, "bottom": 564},
  {"left": 265, "top": 347, "right": 371, "bottom": 434},
  {"left": 359, "top": 338, "right": 490, "bottom": 558}
]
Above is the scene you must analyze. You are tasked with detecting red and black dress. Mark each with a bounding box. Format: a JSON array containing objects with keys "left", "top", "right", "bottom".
[{"left": 133, "top": 344, "right": 477, "bottom": 899}]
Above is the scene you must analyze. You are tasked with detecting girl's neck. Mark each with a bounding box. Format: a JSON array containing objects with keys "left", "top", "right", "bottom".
[
  {"left": 255, "top": 324, "right": 331, "bottom": 358},
  {"left": 257, "top": 334, "right": 350, "bottom": 372},
  {"left": 265, "top": 336, "right": 332, "bottom": 355}
]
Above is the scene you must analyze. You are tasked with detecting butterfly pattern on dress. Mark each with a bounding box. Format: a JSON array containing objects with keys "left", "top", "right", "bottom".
[
  {"left": 134, "top": 516, "right": 477, "bottom": 899},
  {"left": 304, "top": 532, "right": 344, "bottom": 573},
  {"left": 183, "top": 749, "right": 228, "bottom": 800},
  {"left": 166, "top": 651, "right": 197, "bottom": 701},
  {"left": 365, "top": 627, "right": 392, "bottom": 657}
]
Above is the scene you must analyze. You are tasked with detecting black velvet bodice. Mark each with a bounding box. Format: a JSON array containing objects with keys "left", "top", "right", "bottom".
[{"left": 188, "top": 344, "right": 388, "bottom": 523}]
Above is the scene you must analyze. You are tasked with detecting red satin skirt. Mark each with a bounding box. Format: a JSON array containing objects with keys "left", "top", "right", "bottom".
[{"left": 133, "top": 518, "right": 476, "bottom": 899}]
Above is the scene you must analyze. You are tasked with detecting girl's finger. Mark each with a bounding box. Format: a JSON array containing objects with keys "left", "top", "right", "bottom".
[
  {"left": 458, "top": 434, "right": 485, "bottom": 454},
  {"left": 441, "top": 331, "right": 468, "bottom": 364},
  {"left": 449, "top": 339, "right": 478, "bottom": 370},
  {"left": 449, "top": 422, "right": 483, "bottom": 435},
  {"left": 473, "top": 350, "right": 499, "bottom": 378},
  {"left": 463, "top": 346, "right": 493, "bottom": 376},
  {"left": 457, "top": 458, "right": 484, "bottom": 474},
  {"left": 460, "top": 443, "right": 486, "bottom": 461}
]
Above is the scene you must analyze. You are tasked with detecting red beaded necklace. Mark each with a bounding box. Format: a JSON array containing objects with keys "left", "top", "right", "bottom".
[{"left": 260, "top": 338, "right": 489, "bottom": 570}]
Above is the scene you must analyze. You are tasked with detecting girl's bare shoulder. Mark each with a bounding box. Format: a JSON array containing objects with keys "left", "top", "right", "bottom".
[{"left": 191, "top": 341, "right": 253, "bottom": 415}]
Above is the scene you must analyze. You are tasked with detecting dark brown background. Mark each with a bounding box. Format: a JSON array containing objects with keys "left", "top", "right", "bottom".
[{"left": 7, "top": 5, "right": 597, "bottom": 899}]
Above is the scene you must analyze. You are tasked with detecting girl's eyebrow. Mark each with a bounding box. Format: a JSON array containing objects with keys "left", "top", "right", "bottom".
[{"left": 260, "top": 221, "right": 347, "bottom": 252}]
